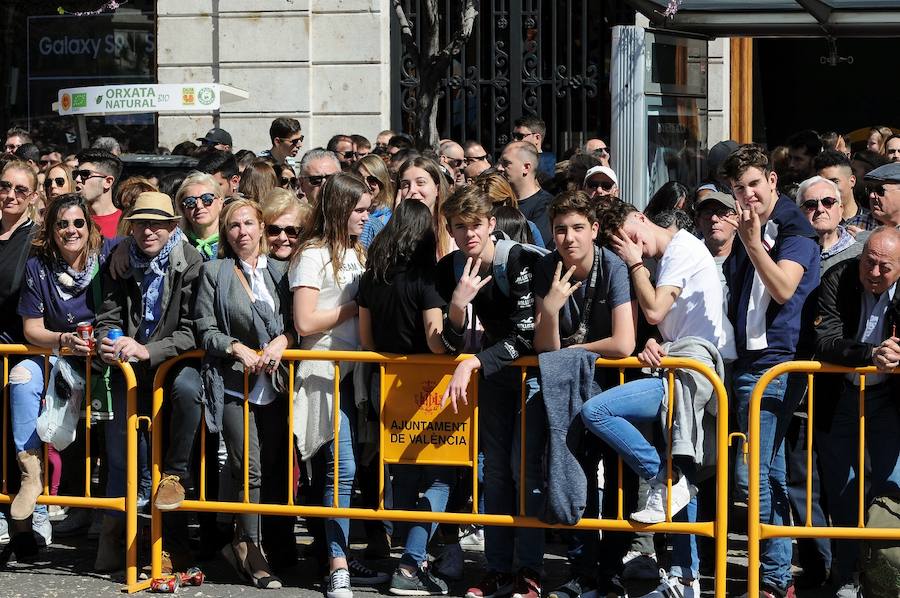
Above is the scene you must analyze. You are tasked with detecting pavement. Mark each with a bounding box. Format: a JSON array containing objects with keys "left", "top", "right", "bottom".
[{"left": 0, "top": 510, "right": 840, "bottom": 598}]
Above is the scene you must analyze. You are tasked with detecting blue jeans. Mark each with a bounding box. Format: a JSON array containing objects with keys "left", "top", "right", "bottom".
[
  {"left": 322, "top": 377, "right": 356, "bottom": 560},
  {"left": 393, "top": 465, "right": 454, "bottom": 565},
  {"left": 9, "top": 356, "right": 51, "bottom": 452},
  {"left": 581, "top": 376, "right": 699, "bottom": 579},
  {"left": 8, "top": 356, "right": 58, "bottom": 520},
  {"left": 819, "top": 382, "right": 900, "bottom": 585},
  {"left": 479, "top": 368, "right": 545, "bottom": 573},
  {"left": 733, "top": 369, "right": 792, "bottom": 590}
]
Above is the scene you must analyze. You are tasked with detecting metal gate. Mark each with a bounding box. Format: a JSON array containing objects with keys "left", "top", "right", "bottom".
[{"left": 390, "top": 0, "right": 634, "bottom": 156}]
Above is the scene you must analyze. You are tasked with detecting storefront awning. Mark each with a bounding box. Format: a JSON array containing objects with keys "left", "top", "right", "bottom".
[{"left": 625, "top": 0, "right": 900, "bottom": 37}]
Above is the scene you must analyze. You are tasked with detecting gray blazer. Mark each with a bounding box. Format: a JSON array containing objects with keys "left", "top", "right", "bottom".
[{"left": 192, "top": 257, "right": 294, "bottom": 391}]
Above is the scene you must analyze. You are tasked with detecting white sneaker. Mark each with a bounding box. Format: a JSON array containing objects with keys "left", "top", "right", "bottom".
[
  {"left": 630, "top": 475, "right": 696, "bottom": 524},
  {"left": 327, "top": 567, "right": 354, "bottom": 598},
  {"left": 32, "top": 509, "right": 52, "bottom": 547},
  {"left": 621, "top": 550, "right": 659, "bottom": 580},
  {"left": 0, "top": 517, "right": 9, "bottom": 544},
  {"left": 636, "top": 571, "right": 700, "bottom": 598},
  {"left": 459, "top": 525, "right": 484, "bottom": 548}
]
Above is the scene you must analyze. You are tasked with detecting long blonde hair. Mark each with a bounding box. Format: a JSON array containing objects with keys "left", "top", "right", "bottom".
[{"left": 292, "top": 173, "right": 367, "bottom": 281}]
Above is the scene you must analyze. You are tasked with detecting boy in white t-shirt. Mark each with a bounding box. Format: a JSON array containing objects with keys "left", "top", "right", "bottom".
[{"left": 579, "top": 202, "right": 735, "bottom": 598}]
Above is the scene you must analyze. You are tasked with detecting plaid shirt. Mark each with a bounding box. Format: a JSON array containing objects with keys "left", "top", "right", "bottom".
[{"left": 844, "top": 206, "right": 879, "bottom": 231}]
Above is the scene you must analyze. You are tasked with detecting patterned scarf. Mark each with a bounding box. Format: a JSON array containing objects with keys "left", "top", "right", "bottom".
[
  {"left": 53, "top": 252, "right": 99, "bottom": 300},
  {"left": 129, "top": 227, "right": 182, "bottom": 337}
]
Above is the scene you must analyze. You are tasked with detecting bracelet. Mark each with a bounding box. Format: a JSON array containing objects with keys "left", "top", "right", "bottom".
[{"left": 628, "top": 262, "right": 645, "bottom": 275}]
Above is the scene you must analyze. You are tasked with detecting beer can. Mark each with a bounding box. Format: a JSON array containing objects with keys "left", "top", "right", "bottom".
[
  {"left": 106, "top": 328, "right": 124, "bottom": 341},
  {"left": 149, "top": 575, "right": 179, "bottom": 593},
  {"left": 76, "top": 322, "right": 94, "bottom": 350}
]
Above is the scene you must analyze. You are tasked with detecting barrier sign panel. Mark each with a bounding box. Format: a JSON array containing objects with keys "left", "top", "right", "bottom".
[
  {"left": 56, "top": 83, "right": 221, "bottom": 116},
  {"left": 381, "top": 364, "right": 474, "bottom": 466}
]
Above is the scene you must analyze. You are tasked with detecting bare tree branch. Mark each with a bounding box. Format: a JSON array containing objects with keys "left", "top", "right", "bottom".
[
  {"left": 392, "top": 0, "right": 415, "bottom": 42},
  {"left": 437, "top": 0, "right": 479, "bottom": 62}
]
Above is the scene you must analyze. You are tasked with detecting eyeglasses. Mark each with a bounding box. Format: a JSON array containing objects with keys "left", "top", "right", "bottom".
[
  {"left": 266, "top": 224, "right": 301, "bottom": 238},
  {"left": 281, "top": 176, "right": 299, "bottom": 189},
  {"left": 279, "top": 136, "right": 304, "bottom": 146},
  {"left": 339, "top": 151, "right": 355, "bottom": 160},
  {"left": 44, "top": 177, "right": 67, "bottom": 190},
  {"left": 0, "top": 180, "right": 33, "bottom": 198},
  {"left": 365, "top": 175, "right": 381, "bottom": 188},
  {"left": 464, "top": 155, "right": 488, "bottom": 164},
  {"left": 56, "top": 218, "right": 87, "bottom": 230},
  {"left": 698, "top": 207, "right": 737, "bottom": 219},
  {"left": 181, "top": 193, "right": 217, "bottom": 209},
  {"left": 511, "top": 131, "right": 533, "bottom": 141},
  {"left": 131, "top": 220, "right": 170, "bottom": 231},
  {"left": 445, "top": 158, "right": 464, "bottom": 169},
  {"left": 800, "top": 197, "right": 839, "bottom": 211},
  {"left": 591, "top": 147, "right": 610, "bottom": 156},
  {"left": 301, "top": 174, "right": 333, "bottom": 187},
  {"left": 585, "top": 179, "right": 615, "bottom": 192},
  {"left": 73, "top": 169, "right": 107, "bottom": 182}
]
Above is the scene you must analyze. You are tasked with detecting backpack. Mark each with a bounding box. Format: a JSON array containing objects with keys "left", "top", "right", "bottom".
[
  {"left": 453, "top": 233, "right": 550, "bottom": 297},
  {"left": 861, "top": 492, "right": 900, "bottom": 597}
]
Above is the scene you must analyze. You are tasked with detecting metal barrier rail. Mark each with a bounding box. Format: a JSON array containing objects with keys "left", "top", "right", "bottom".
[
  {"left": 148, "top": 349, "right": 730, "bottom": 597},
  {"left": 747, "top": 361, "right": 900, "bottom": 596},
  {"left": 0, "top": 344, "right": 140, "bottom": 592}
]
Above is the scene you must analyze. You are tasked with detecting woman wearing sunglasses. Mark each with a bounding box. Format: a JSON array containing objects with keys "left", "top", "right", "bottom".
[
  {"left": 353, "top": 154, "right": 395, "bottom": 248},
  {"left": 261, "top": 188, "right": 311, "bottom": 261},
  {"left": 175, "top": 171, "right": 225, "bottom": 261},
  {"left": 42, "top": 161, "right": 76, "bottom": 201},
  {"left": 7, "top": 193, "right": 115, "bottom": 546}
]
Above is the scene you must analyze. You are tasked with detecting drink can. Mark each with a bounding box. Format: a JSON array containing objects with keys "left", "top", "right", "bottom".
[
  {"left": 180, "top": 567, "right": 205, "bottom": 586},
  {"left": 76, "top": 322, "right": 94, "bottom": 350},
  {"left": 106, "top": 328, "right": 124, "bottom": 341},
  {"left": 149, "top": 575, "right": 179, "bottom": 593}
]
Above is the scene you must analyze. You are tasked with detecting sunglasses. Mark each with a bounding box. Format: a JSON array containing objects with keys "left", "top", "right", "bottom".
[
  {"left": 44, "top": 177, "right": 67, "bottom": 189},
  {"left": 698, "top": 207, "right": 737, "bottom": 219},
  {"left": 56, "top": 218, "right": 87, "bottom": 230},
  {"left": 266, "top": 224, "right": 301, "bottom": 238},
  {"left": 445, "top": 158, "right": 464, "bottom": 169},
  {"left": 591, "top": 147, "right": 610, "bottom": 156},
  {"left": 365, "top": 175, "right": 381, "bottom": 188},
  {"left": 866, "top": 184, "right": 897, "bottom": 197},
  {"left": 301, "top": 174, "right": 333, "bottom": 187},
  {"left": 0, "top": 180, "right": 33, "bottom": 198},
  {"left": 72, "top": 169, "right": 107, "bottom": 182},
  {"left": 280, "top": 136, "right": 304, "bottom": 146},
  {"left": 339, "top": 150, "right": 356, "bottom": 160},
  {"left": 131, "top": 220, "right": 171, "bottom": 231},
  {"left": 511, "top": 131, "right": 533, "bottom": 141},
  {"left": 800, "top": 197, "right": 839, "bottom": 211},
  {"left": 181, "top": 193, "right": 217, "bottom": 209},
  {"left": 281, "top": 176, "right": 299, "bottom": 189},
  {"left": 464, "top": 155, "right": 488, "bottom": 164},
  {"left": 585, "top": 179, "right": 615, "bottom": 192}
]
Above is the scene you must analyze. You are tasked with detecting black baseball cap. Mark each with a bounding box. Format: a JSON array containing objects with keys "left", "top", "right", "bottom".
[{"left": 198, "top": 127, "right": 233, "bottom": 147}]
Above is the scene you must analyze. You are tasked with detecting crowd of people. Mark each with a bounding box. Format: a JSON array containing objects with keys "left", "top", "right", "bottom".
[{"left": 0, "top": 118, "right": 899, "bottom": 598}]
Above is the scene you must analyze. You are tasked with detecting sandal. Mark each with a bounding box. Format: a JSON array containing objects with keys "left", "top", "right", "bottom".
[{"left": 244, "top": 540, "right": 283, "bottom": 589}]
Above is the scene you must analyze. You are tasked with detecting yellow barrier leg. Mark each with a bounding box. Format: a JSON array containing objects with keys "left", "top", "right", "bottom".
[{"left": 124, "top": 364, "right": 138, "bottom": 590}]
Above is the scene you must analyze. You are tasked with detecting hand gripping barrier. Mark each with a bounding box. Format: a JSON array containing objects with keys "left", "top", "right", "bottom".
[
  {"left": 0, "top": 344, "right": 141, "bottom": 592},
  {"left": 148, "top": 350, "right": 731, "bottom": 597},
  {"left": 746, "top": 361, "right": 899, "bottom": 596}
]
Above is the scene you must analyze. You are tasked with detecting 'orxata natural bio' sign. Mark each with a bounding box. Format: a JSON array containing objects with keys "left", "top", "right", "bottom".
[{"left": 56, "top": 83, "right": 220, "bottom": 115}]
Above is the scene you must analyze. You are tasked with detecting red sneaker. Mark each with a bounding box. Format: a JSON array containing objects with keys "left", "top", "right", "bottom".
[
  {"left": 465, "top": 571, "right": 515, "bottom": 598},
  {"left": 511, "top": 568, "right": 541, "bottom": 598}
]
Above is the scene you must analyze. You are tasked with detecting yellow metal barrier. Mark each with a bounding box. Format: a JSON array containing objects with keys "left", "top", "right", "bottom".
[
  {"left": 149, "top": 349, "right": 731, "bottom": 597},
  {"left": 746, "top": 361, "right": 900, "bottom": 596},
  {"left": 0, "top": 344, "right": 141, "bottom": 592}
]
